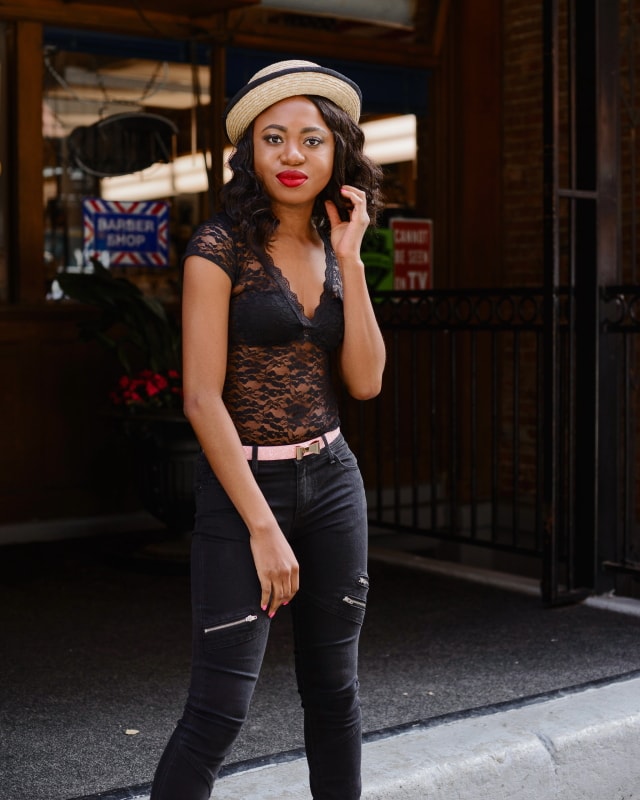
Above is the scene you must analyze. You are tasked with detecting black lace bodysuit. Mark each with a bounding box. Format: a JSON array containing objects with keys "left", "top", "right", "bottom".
[{"left": 184, "top": 212, "right": 345, "bottom": 446}]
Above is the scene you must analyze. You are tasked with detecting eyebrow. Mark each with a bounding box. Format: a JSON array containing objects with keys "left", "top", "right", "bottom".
[{"left": 259, "top": 124, "right": 328, "bottom": 135}]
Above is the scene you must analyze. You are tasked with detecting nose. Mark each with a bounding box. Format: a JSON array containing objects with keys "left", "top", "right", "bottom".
[{"left": 281, "top": 142, "right": 305, "bottom": 165}]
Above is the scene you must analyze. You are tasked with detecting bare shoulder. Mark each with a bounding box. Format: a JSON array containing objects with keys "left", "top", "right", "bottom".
[{"left": 183, "top": 253, "right": 232, "bottom": 306}]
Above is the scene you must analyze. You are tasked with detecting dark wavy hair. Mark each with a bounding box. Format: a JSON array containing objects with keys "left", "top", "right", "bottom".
[{"left": 220, "top": 95, "right": 384, "bottom": 254}]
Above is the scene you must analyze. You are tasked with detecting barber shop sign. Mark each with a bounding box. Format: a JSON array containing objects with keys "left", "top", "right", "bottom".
[{"left": 83, "top": 198, "right": 169, "bottom": 267}]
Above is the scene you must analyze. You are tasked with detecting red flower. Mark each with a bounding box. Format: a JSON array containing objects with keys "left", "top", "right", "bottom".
[{"left": 110, "top": 368, "right": 183, "bottom": 410}]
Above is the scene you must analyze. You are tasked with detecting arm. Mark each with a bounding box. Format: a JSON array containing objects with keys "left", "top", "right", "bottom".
[
  {"left": 181, "top": 253, "right": 299, "bottom": 617},
  {"left": 325, "top": 186, "right": 386, "bottom": 400}
]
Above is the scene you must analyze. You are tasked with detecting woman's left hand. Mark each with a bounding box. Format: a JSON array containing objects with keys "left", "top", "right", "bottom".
[
  {"left": 325, "top": 185, "right": 370, "bottom": 261},
  {"left": 326, "top": 184, "right": 386, "bottom": 401}
]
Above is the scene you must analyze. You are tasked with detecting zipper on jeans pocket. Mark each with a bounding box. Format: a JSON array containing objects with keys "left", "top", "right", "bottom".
[
  {"left": 342, "top": 595, "right": 366, "bottom": 610},
  {"left": 204, "top": 614, "right": 258, "bottom": 634},
  {"left": 357, "top": 576, "right": 369, "bottom": 588}
]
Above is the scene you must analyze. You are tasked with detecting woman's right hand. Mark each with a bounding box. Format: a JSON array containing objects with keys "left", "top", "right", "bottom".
[
  {"left": 182, "top": 252, "right": 299, "bottom": 619},
  {"left": 250, "top": 528, "right": 299, "bottom": 618}
]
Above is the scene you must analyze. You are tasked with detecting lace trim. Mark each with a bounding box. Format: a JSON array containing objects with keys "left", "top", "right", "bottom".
[{"left": 259, "top": 233, "right": 338, "bottom": 323}]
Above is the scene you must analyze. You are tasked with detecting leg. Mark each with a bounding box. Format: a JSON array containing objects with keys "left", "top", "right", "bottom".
[
  {"left": 291, "top": 595, "right": 366, "bottom": 800},
  {"left": 290, "top": 437, "right": 369, "bottom": 800},
  {"left": 150, "top": 457, "right": 270, "bottom": 800}
]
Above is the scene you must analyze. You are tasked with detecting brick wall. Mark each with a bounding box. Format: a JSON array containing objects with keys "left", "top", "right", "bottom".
[{"left": 501, "top": 0, "right": 544, "bottom": 286}]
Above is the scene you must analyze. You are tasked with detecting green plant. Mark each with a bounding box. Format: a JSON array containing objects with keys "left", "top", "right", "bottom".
[{"left": 57, "top": 263, "right": 181, "bottom": 376}]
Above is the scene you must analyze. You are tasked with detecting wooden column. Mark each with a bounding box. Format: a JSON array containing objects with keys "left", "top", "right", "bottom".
[
  {"left": 424, "top": 0, "right": 458, "bottom": 287},
  {"left": 208, "top": 40, "right": 227, "bottom": 216},
  {"left": 10, "top": 21, "right": 44, "bottom": 304},
  {"left": 457, "top": 0, "right": 503, "bottom": 288}
]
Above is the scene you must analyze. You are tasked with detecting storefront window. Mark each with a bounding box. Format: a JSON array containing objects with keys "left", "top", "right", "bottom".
[
  {"left": 0, "top": 24, "right": 8, "bottom": 303},
  {"left": 43, "top": 38, "right": 211, "bottom": 301}
]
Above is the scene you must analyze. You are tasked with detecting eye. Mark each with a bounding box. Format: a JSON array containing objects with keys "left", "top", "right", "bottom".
[
  {"left": 263, "top": 133, "right": 283, "bottom": 145},
  {"left": 305, "top": 136, "right": 323, "bottom": 148}
]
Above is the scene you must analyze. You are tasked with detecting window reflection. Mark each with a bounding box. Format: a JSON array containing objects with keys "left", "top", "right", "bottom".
[{"left": 43, "top": 44, "right": 210, "bottom": 302}]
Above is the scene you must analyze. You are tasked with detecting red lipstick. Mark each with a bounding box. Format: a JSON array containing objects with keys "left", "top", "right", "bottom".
[{"left": 276, "top": 170, "right": 308, "bottom": 188}]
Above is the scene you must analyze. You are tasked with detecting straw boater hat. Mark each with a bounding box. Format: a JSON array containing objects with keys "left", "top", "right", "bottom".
[{"left": 224, "top": 60, "right": 362, "bottom": 145}]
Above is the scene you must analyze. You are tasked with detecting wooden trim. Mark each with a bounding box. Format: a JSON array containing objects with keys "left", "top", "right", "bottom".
[
  {"left": 458, "top": 0, "right": 502, "bottom": 287},
  {"left": 226, "top": 26, "right": 435, "bottom": 70},
  {"left": 415, "top": 113, "right": 430, "bottom": 218},
  {"left": 208, "top": 42, "right": 226, "bottom": 213},
  {"left": 11, "top": 22, "right": 44, "bottom": 304},
  {"left": 0, "top": 1, "right": 437, "bottom": 69},
  {"left": 432, "top": 0, "right": 451, "bottom": 58},
  {"left": 0, "top": 0, "right": 257, "bottom": 36},
  {"left": 0, "top": 0, "right": 221, "bottom": 38},
  {"left": 425, "top": 0, "right": 457, "bottom": 287}
]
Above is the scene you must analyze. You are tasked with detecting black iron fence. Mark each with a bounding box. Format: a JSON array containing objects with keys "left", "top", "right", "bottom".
[
  {"left": 341, "top": 288, "right": 640, "bottom": 602},
  {"left": 343, "top": 289, "right": 547, "bottom": 561},
  {"left": 600, "top": 286, "right": 640, "bottom": 591}
]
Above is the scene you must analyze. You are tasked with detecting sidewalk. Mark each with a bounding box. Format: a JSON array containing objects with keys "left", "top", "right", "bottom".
[
  {"left": 2, "top": 529, "right": 640, "bottom": 800},
  {"left": 207, "top": 673, "right": 640, "bottom": 800}
]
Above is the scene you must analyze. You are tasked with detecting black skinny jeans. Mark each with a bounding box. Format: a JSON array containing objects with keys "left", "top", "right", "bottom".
[{"left": 150, "top": 433, "right": 369, "bottom": 800}]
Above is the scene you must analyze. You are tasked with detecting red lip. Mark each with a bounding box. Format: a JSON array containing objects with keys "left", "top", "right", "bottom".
[{"left": 276, "top": 171, "right": 308, "bottom": 188}]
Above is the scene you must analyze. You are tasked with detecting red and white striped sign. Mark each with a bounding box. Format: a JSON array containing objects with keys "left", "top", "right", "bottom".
[{"left": 83, "top": 198, "right": 170, "bottom": 267}]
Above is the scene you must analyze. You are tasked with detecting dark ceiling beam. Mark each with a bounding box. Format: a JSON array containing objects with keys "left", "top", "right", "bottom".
[
  {"left": 0, "top": 0, "right": 254, "bottom": 38},
  {"left": 0, "top": 0, "right": 438, "bottom": 69},
  {"left": 224, "top": 29, "right": 434, "bottom": 69},
  {"left": 219, "top": 7, "right": 434, "bottom": 69}
]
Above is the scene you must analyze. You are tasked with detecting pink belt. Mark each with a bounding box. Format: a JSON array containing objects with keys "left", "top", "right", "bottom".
[{"left": 243, "top": 428, "right": 341, "bottom": 461}]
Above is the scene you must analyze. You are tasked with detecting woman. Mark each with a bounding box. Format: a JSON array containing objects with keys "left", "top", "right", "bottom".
[{"left": 150, "top": 60, "right": 386, "bottom": 800}]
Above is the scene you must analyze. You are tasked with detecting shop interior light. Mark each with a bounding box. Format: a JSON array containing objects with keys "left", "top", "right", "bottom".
[
  {"left": 362, "top": 114, "right": 416, "bottom": 165},
  {"left": 101, "top": 152, "right": 231, "bottom": 201},
  {"left": 99, "top": 115, "right": 416, "bottom": 202}
]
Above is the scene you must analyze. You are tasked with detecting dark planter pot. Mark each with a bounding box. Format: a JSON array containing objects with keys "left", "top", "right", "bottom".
[{"left": 123, "top": 411, "right": 200, "bottom": 535}]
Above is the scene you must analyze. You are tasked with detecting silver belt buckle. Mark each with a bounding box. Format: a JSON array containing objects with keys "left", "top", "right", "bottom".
[{"left": 295, "top": 440, "right": 321, "bottom": 461}]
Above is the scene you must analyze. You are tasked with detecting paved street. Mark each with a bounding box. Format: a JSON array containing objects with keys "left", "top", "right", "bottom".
[{"left": 2, "top": 531, "right": 640, "bottom": 800}]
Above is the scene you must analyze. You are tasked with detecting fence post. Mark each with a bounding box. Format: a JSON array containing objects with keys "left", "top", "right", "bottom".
[
  {"left": 572, "top": 0, "right": 621, "bottom": 595},
  {"left": 542, "top": 0, "right": 621, "bottom": 601},
  {"left": 542, "top": 0, "right": 565, "bottom": 604},
  {"left": 593, "top": 0, "right": 621, "bottom": 592}
]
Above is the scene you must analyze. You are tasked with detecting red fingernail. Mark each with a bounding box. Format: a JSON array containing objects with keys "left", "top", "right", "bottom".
[{"left": 261, "top": 604, "right": 267, "bottom": 611}]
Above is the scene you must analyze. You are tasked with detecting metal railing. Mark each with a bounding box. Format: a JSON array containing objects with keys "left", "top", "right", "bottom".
[
  {"left": 601, "top": 286, "right": 640, "bottom": 583},
  {"left": 342, "top": 290, "right": 551, "bottom": 568},
  {"left": 341, "top": 287, "right": 640, "bottom": 600}
]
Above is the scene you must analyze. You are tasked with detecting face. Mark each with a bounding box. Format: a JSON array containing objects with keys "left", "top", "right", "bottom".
[{"left": 252, "top": 96, "right": 335, "bottom": 208}]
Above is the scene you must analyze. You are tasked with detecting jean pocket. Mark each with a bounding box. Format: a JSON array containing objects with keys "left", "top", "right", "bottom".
[
  {"left": 202, "top": 610, "right": 264, "bottom": 650},
  {"left": 330, "top": 440, "right": 360, "bottom": 472}
]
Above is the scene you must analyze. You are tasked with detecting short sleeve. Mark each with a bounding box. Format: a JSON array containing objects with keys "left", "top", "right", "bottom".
[{"left": 183, "top": 212, "right": 238, "bottom": 282}]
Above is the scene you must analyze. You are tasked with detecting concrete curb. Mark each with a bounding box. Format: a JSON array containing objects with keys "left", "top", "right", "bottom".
[{"left": 209, "top": 675, "right": 640, "bottom": 800}]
